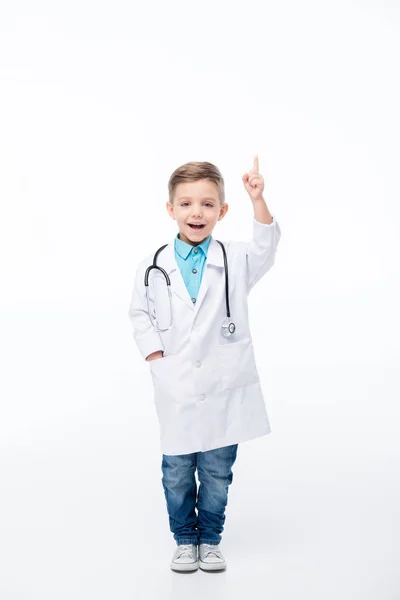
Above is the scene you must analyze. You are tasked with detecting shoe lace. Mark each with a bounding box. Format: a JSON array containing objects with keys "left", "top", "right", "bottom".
[
  {"left": 176, "top": 544, "right": 195, "bottom": 559},
  {"left": 202, "top": 544, "right": 222, "bottom": 558}
]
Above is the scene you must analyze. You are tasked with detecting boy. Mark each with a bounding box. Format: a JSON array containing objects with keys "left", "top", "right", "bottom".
[{"left": 128, "top": 156, "right": 281, "bottom": 572}]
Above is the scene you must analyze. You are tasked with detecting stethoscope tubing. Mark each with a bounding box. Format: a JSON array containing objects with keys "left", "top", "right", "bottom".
[{"left": 144, "top": 241, "right": 230, "bottom": 318}]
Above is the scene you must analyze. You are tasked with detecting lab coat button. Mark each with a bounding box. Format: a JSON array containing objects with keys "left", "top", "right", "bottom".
[
  {"left": 192, "top": 297, "right": 196, "bottom": 303},
  {"left": 196, "top": 361, "right": 202, "bottom": 368},
  {"left": 200, "top": 394, "right": 206, "bottom": 401}
]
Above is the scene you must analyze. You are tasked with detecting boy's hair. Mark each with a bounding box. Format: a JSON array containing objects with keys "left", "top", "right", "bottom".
[{"left": 168, "top": 161, "right": 225, "bottom": 206}]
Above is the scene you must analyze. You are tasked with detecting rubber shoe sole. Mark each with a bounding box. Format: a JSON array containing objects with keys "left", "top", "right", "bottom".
[
  {"left": 171, "top": 560, "right": 199, "bottom": 572},
  {"left": 199, "top": 558, "right": 226, "bottom": 571}
]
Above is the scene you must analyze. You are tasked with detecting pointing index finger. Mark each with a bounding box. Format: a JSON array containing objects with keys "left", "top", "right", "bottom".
[{"left": 253, "top": 154, "right": 259, "bottom": 173}]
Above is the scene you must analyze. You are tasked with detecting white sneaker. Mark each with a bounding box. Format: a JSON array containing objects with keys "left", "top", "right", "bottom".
[
  {"left": 199, "top": 543, "right": 226, "bottom": 571},
  {"left": 170, "top": 544, "right": 199, "bottom": 572}
]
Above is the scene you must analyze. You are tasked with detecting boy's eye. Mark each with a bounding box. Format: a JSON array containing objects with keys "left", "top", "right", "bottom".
[{"left": 181, "top": 202, "right": 213, "bottom": 207}]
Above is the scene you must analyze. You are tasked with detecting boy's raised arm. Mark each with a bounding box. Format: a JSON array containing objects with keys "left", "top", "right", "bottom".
[
  {"left": 245, "top": 214, "right": 281, "bottom": 292},
  {"left": 241, "top": 155, "right": 282, "bottom": 292},
  {"left": 128, "top": 261, "right": 165, "bottom": 361}
]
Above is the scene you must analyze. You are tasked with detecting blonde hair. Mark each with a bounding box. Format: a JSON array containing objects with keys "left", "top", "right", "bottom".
[{"left": 168, "top": 161, "right": 225, "bottom": 206}]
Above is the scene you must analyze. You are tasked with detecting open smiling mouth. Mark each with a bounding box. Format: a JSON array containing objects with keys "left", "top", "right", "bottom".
[{"left": 188, "top": 224, "right": 206, "bottom": 230}]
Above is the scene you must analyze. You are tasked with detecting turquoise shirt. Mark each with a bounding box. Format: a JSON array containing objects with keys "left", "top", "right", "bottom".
[{"left": 174, "top": 232, "right": 212, "bottom": 305}]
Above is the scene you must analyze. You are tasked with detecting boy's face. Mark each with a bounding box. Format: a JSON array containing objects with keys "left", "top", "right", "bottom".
[{"left": 166, "top": 179, "right": 228, "bottom": 246}]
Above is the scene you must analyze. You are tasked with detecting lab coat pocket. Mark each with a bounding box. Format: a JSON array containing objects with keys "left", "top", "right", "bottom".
[
  {"left": 149, "top": 353, "right": 188, "bottom": 401},
  {"left": 217, "top": 338, "right": 260, "bottom": 390},
  {"left": 149, "top": 354, "right": 176, "bottom": 386}
]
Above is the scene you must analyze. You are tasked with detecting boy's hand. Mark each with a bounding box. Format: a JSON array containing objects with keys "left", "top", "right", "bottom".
[
  {"left": 146, "top": 350, "right": 164, "bottom": 361},
  {"left": 242, "top": 154, "right": 265, "bottom": 202}
]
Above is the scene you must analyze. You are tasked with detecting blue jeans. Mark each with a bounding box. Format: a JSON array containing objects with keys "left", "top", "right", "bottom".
[{"left": 161, "top": 444, "right": 238, "bottom": 546}]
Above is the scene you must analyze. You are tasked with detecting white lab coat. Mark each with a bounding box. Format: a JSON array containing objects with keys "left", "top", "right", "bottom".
[{"left": 128, "top": 216, "right": 281, "bottom": 455}]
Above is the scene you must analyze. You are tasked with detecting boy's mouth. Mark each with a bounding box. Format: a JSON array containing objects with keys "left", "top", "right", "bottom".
[{"left": 188, "top": 223, "right": 206, "bottom": 230}]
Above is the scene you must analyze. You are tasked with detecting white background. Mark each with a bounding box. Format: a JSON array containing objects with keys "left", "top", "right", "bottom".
[{"left": 1, "top": 1, "right": 399, "bottom": 598}]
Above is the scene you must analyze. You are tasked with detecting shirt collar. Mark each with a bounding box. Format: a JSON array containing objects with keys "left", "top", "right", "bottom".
[{"left": 175, "top": 232, "right": 212, "bottom": 259}]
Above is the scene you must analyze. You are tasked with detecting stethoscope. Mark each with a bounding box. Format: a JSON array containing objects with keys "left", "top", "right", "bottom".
[{"left": 144, "top": 241, "right": 236, "bottom": 338}]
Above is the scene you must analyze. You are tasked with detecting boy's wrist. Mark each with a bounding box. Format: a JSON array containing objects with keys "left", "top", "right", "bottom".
[
  {"left": 252, "top": 196, "right": 273, "bottom": 224},
  {"left": 146, "top": 350, "right": 164, "bottom": 361}
]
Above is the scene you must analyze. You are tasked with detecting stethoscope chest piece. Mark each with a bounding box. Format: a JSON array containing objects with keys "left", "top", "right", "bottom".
[{"left": 221, "top": 317, "right": 236, "bottom": 337}]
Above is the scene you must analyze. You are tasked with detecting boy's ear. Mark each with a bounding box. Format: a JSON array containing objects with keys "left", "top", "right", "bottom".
[
  {"left": 218, "top": 203, "right": 229, "bottom": 220},
  {"left": 166, "top": 201, "right": 175, "bottom": 219}
]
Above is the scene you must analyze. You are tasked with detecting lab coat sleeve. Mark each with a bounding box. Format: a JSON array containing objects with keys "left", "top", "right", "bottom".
[
  {"left": 245, "top": 216, "right": 282, "bottom": 292},
  {"left": 128, "top": 260, "right": 165, "bottom": 361}
]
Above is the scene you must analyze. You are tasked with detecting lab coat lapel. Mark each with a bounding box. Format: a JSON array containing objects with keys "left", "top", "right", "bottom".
[{"left": 155, "top": 236, "right": 225, "bottom": 312}]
